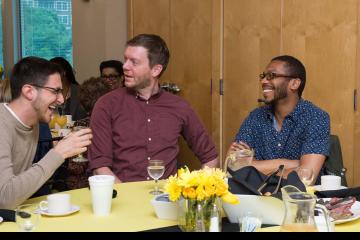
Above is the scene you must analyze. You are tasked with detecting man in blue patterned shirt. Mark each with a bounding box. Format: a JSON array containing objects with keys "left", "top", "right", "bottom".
[{"left": 228, "top": 55, "right": 330, "bottom": 183}]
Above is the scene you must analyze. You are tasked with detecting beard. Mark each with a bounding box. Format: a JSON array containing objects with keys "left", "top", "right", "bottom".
[
  {"left": 127, "top": 75, "right": 152, "bottom": 91},
  {"left": 33, "top": 97, "right": 52, "bottom": 123},
  {"left": 264, "top": 82, "right": 288, "bottom": 106}
]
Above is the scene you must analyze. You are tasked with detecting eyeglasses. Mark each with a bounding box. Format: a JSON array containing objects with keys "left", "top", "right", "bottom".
[
  {"left": 31, "top": 84, "right": 64, "bottom": 97},
  {"left": 101, "top": 74, "right": 120, "bottom": 81},
  {"left": 259, "top": 72, "right": 297, "bottom": 81}
]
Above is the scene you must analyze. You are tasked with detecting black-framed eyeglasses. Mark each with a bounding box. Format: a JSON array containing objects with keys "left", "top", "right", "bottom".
[
  {"left": 31, "top": 84, "right": 63, "bottom": 97},
  {"left": 101, "top": 74, "right": 121, "bottom": 81},
  {"left": 259, "top": 72, "right": 297, "bottom": 81}
]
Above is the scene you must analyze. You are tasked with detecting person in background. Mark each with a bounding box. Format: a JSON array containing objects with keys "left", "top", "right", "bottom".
[
  {"left": 50, "top": 57, "right": 87, "bottom": 121},
  {"left": 227, "top": 55, "right": 330, "bottom": 184},
  {"left": 0, "top": 78, "right": 12, "bottom": 103},
  {"left": 100, "top": 60, "right": 124, "bottom": 89},
  {"left": 89, "top": 34, "right": 219, "bottom": 183},
  {"left": 0, "top": 57, "right": 92, "bottom": 209},
  {"left": 65, "top": 77, "right": 112, "bottom": 190}
]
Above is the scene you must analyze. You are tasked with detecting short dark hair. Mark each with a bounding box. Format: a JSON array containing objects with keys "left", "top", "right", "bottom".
[
  {"left": 79, "top": 77, "right": 112, "bottom": 114},
  {"left": 271, "top": 55, "right": 306, "bottom": 97},
  {"left": 50, "top": 57, "right": 79, "bottom": 85},
  {"left": 10, "top": 56, "right": 62, "bottom": 99},
  {"left": 100, "top": 60, "right": 124, "bottom": 76},
  {"left": 126, "top": 34, "right": 170, "bottom": 78}
]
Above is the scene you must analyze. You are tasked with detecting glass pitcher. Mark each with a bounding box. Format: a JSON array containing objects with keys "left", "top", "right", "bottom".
[{"left": 280, "top": 185, "right": 332, "bottom": 232}]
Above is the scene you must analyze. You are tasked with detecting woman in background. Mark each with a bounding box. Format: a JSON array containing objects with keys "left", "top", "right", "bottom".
[
  {"left": 0, "top": 78, "right": 12, "bottom": 103},
  {"left": 50, "top": 57, "right": 87, "bottom": 121},
  {"left": 65, "top": 77, "right": 112, "bottom": 190}
]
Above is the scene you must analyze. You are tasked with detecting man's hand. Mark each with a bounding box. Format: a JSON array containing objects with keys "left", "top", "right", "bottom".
[
  {"left": 94, "top": 167, "right": 122, "bottom": 183},
  {"left": 54, "top": 128, "right": 93, "bottom": 159}
]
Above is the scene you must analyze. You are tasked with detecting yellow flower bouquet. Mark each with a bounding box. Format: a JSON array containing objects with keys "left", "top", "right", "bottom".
[{"left": 164, "top": 166, "right": 239, "bottom": 232}]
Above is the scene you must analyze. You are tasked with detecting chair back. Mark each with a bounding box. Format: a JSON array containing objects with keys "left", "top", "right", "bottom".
[{"left": 323, "top": 135, "right": 347, "bottom": 186}]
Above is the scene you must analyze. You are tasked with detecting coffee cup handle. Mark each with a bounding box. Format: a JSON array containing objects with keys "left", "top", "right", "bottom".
[{"left": 39, "top": 201, "right": 48, "bottom": 211}]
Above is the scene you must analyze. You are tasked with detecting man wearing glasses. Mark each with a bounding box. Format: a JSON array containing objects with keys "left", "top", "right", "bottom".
[
  {"left": 227, "top": 55, "right": 330, "bottom": 184},
  {"left": 0, "top": 57, "right": 93, "bottom": 209},
  {"left": 100, "top": 60, "right": 124, "bottom": 90}
]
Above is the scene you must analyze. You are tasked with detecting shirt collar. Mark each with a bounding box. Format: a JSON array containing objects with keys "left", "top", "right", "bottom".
[
  {"left": 3, "top": 103, "right": 31, "bottom": 128},
  {"left": 264, "top": 98, "right": 305, "bottom": 121},
  {"left": 127, "top": 86, "right": 164, "bottom": 102}
]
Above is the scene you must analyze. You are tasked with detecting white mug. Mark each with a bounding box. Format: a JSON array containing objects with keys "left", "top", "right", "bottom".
[
  {"left": 321, "top": 175, "right": 341, "bottom": 190},
  {"left": 39, "top": 193, "right": 71, "bottom": 214}
]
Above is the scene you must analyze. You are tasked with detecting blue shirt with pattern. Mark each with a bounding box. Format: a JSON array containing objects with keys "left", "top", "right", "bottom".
[{"left": 235, "top": 99, "right": 330, "bottom": 160}]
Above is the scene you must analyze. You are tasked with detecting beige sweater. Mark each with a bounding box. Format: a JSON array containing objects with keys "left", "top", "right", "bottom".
[{"left": 0, "top": 104, "right": 64, "bottom": 209}]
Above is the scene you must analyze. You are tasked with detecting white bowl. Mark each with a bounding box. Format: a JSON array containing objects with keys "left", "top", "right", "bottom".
[
  {"left": 222, "top": 194, "right": 285, "bottom": 225},
  {"left": 150, "top": 193, "right": 178, "bottom": 221}
]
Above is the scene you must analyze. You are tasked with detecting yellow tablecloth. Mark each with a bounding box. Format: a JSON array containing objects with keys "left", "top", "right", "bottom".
[
  {"left": 2, "top": 180, "right": 360, "bottom": 232},
  {"left": 1, "top": 181, "right": 177, "bottom": 232}
]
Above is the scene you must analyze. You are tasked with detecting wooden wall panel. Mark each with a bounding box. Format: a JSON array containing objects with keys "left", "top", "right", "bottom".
[
  {"left": 354, "top": 0, "right": 360, "bottom": 187},
  {"left": 129, "top": 0, "right": 171, "bottom": 81},
  {"left": 170, "top": 0, "right": 213, "bottom": 170},
  {"left": 282, "top": 0, "right": 357, "bottom": 186},
  {"left": 222, "top": 0, "right": 282, "bottom": 162}
]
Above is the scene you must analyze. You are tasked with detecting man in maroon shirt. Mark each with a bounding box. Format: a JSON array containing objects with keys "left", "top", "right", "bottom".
[{"left": 88, "top": 34, "right": 219, "bottom": 183}]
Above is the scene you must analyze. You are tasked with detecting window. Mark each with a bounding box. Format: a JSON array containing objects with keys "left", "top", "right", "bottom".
[
  {"left": 55, "top": 1, "right": 70, "bottom": 11},
  {"left": 58, "top": 15, "right": 69, "bottom": 25},
  {"left": 19, "top": 0, "right": 73, "bottom": 65}
]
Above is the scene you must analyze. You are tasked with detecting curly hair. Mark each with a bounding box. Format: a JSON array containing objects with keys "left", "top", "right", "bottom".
[{"left": 79, "top": 77, "right": 112, "bottom": 114}]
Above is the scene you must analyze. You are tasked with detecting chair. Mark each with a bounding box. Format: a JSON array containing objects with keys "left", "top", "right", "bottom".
[{"left": 323, "top": 134, "right": 347, "bottom": 186}]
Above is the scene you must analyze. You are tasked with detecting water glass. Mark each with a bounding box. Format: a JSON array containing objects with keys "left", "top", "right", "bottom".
[
  {"left": 238, "top": 211, "right": 262, "bottom": 232},
  {"left": 15, "top": 204, "right": 40, "bottom": 232},
  {"left": 147, "top": 160, "right": 165, "bottom": 195},
  {"left": 297, "top": 166, "right": 314, "bottom": 187}
]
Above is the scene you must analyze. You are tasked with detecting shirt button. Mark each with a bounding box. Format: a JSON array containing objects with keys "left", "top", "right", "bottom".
[
  {"left": 147, "top": 119, "right": 151, "bottom": 123},
  {"left": 148, "top": 138, "right": 152, "bottom": 141},
  {"left": 278, "top": 143, "right": 282, "bottom": 147},
  {"left": 148, "top": 157, "right": 151, "bottom": 160},
  {"left": 146, "top": 101, "right": 149, "bottom": 104}
]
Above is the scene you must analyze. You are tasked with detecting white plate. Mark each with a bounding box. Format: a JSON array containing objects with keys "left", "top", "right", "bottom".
[
  {"left": 38, "top": 205, "right": 80, "bottom": 217},
  {"left": 321, "top": 198, "right": 360, "bottom": 224},
  {"left": 314, "top": 185, "right": 347, "bottom": 191}
]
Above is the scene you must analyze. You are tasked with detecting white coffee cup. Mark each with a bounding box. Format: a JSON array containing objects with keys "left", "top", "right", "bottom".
[
  {"left": 39, "top": 193, "right": 71, "bottom": 214},
  {"left": 321, "top": 175, "right": 341, "bottom": 190},
  {"left": 88, "top": 175, "right": 115, "bottom": 216}
]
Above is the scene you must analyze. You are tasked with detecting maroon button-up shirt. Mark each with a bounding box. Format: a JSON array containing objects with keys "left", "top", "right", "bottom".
[{"left": 88, "top": 88, "right": 217, "bottom": 182}]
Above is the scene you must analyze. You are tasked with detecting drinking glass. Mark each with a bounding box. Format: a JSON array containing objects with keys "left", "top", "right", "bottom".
[
  {"left": 15, "top": 204, "right": 40, "bottom": 232},
  {"left": 147, "top": 160, "right": 165, "bottom": 195},
  {"left": 297, "top": 167, "right": 314, "bottom": 187},
  {"left": 238, "top": 211, "right": 262, "bottom": 232},
  {"left": 71, "top": 121, "right": 90, "bottom": 163}
]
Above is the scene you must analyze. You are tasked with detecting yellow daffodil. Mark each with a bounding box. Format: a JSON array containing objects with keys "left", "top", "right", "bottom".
[
  {"left": 221, "top": 192, "right": 240, "bottom": 204},
  {"left": 164, "top": 175, "right": 182, "bottom": 201},
  {"left": 165, "top": 166, "right": 239, "bottom": 206}
]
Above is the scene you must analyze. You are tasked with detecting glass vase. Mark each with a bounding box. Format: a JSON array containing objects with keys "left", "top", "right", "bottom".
[{"left": 178, "top": 197, "right": 222, "bottom": 232}]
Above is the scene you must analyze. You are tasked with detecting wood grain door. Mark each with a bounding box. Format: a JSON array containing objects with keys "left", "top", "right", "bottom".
[
  {"left": 128, "top": 0, "right": 214, "bottom": 170},
  {"left": 222, "top": 0, "right": 282, "bottom": 164},
  {"left": 222, "top": 0, "right": 358, "bottom": 186},
  {"left": 281, "top": 0, "right": 357, "bottom": 186}
]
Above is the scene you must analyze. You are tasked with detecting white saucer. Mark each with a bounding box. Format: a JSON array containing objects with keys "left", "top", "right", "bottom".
[
  {"left": 313, "top": 185, "right": 347, "bottom": 191},
  {"left": 39, "top": 205, "right": 80, "bottom": 217}
]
